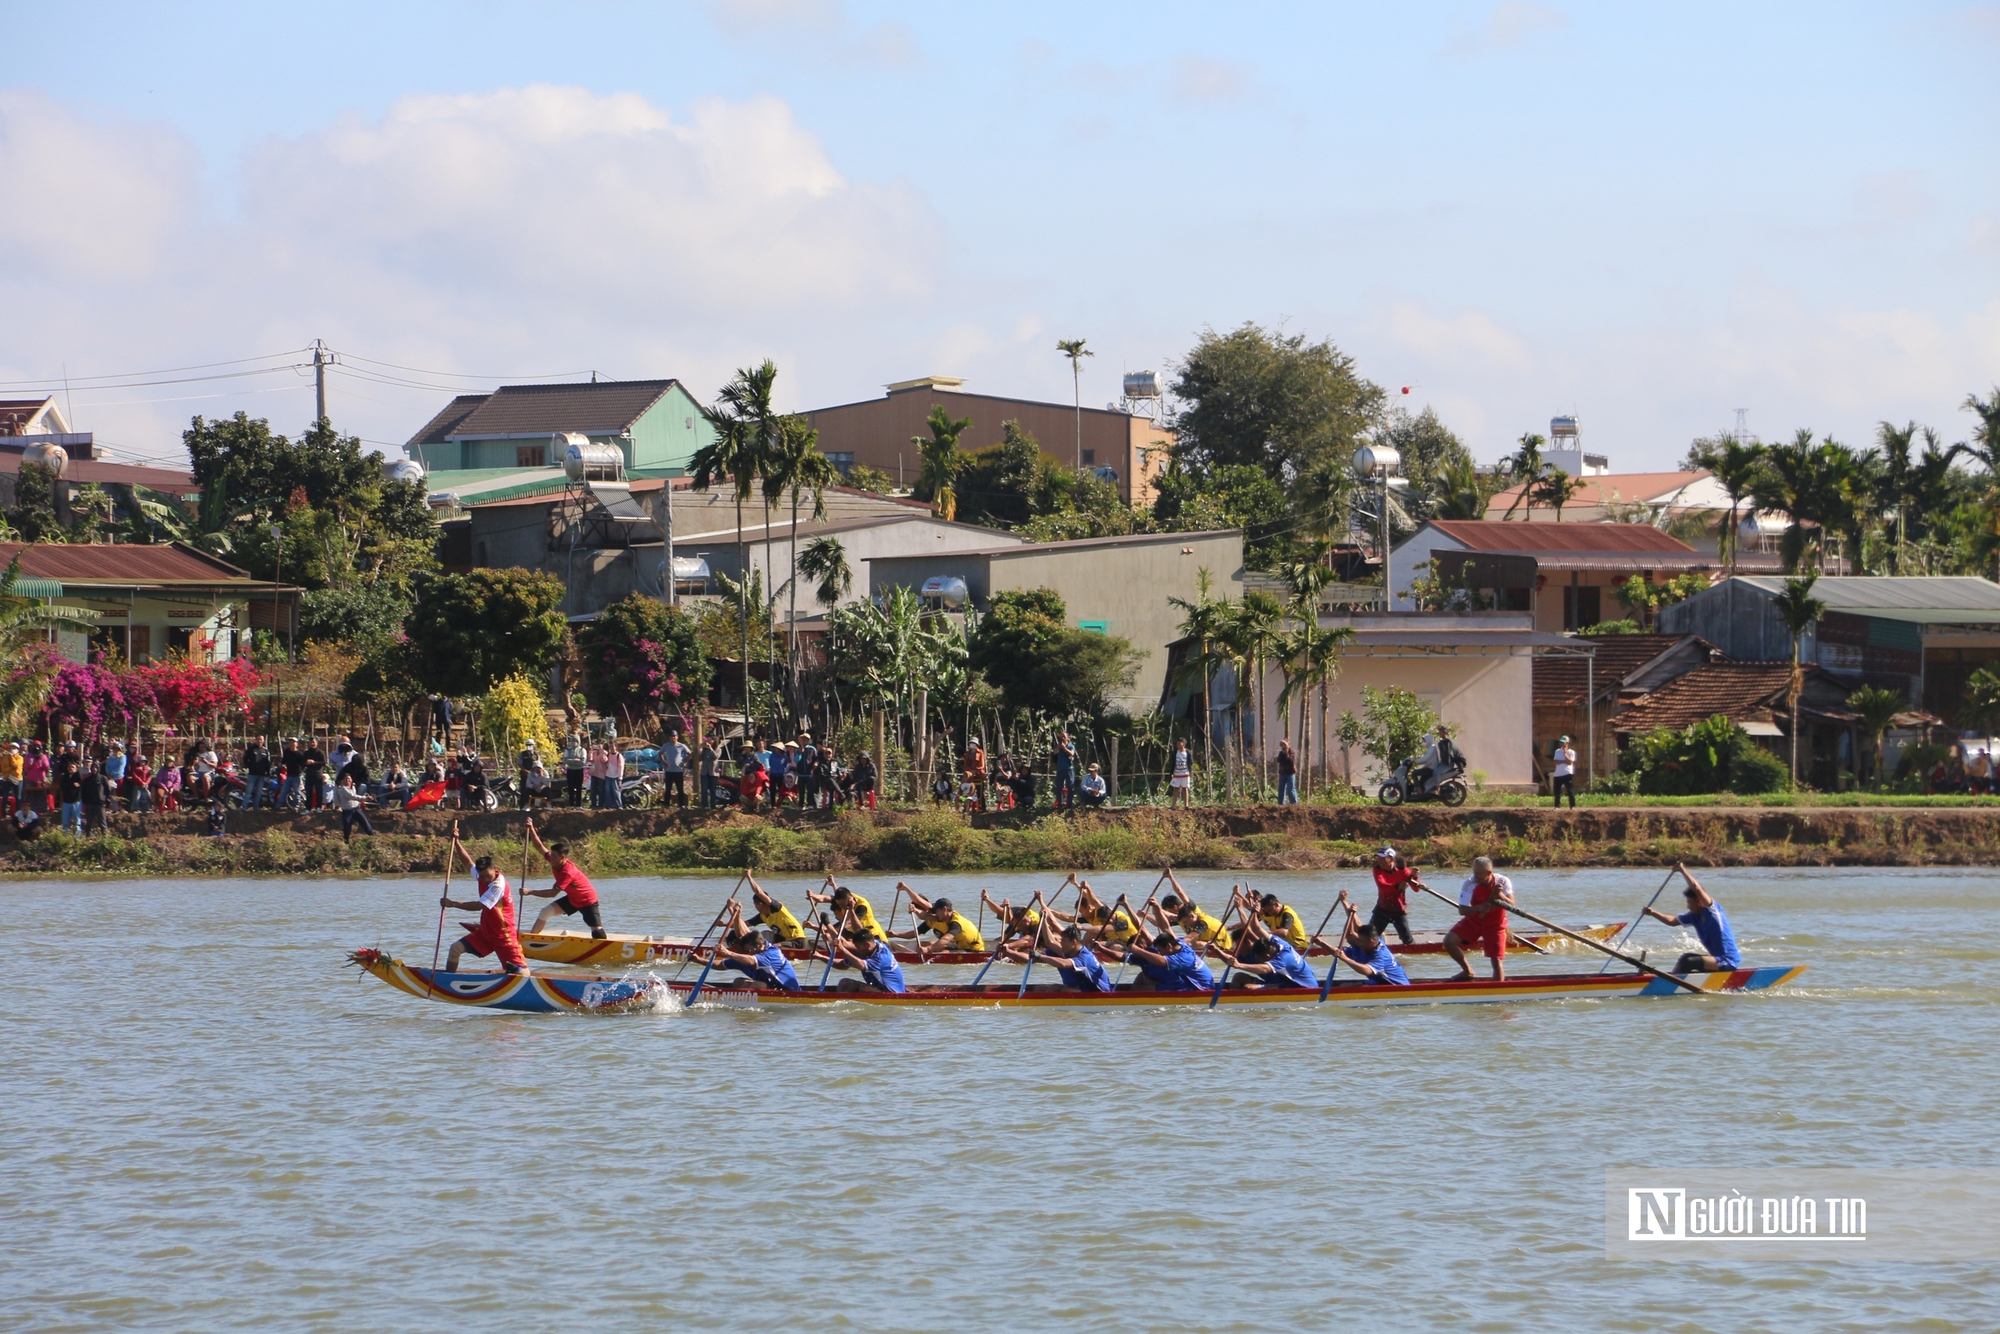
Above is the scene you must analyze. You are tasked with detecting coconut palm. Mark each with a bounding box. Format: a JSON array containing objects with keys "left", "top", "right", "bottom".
[
  {"left": 1530, "top": 467, "right": 1585, "bottom": 521},
  {"left": 1057, "top": 338, "right": 1093, "bottom": 470},
  {"left": 913, "top": 405, "right": 973, "bottom": 521},
  {"left": 1845, "top": 684, "right": 1905, "bottom": 790},
  {"left": 1234, "top": 590, "right": 1286, "bottom": 793},
  {"left": 1499, "top": 432, "right": 1548, "bottom": 520},
  {"left": 764, "top": 417, "right": 839, "bottom": 721},
  {"left": 798, "top": 535, "right": 852, "bottom": 612},
  {"left": 1430, "top": 454, "right": 1490, "bottom": 521},
  {"left": 1773, "top": 573, "right": 1826, "bottom": 781},
  {"left": 1169, "top": 569, "right": 1229, "bottom": 793},
  {"left": 693, "top": 361, "right": 779, "bottom": 714},
  {"left": 1689, "top": 436, "right": 1766, "bottom": 574}
]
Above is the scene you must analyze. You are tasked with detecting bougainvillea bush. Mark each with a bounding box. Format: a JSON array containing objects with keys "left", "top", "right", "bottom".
[{"left": 572, "top": 594, "right": 712, "bottom": 731}]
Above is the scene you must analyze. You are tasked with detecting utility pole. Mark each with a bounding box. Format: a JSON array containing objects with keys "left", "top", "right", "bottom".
[{"left": 312, "top": 340, "right": 328, "bottom": 424}]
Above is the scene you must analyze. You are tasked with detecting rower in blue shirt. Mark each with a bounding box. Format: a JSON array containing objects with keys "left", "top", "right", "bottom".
[
  {"left": 1324, "top": 905, "right": 1410, "bottom": 986},
  {"left": 1112, "top": 931, "right": 1217, "bottom": 991},
  {"left": 1642, "top": 863, "right": 1742, "bottom": 972},
  {"left": 827, "top": 924, "right": 908, "bottom": 993},
  {"left": 697, "top": 927, "right": 802, "bottom": 991},
  {"left": 1220, "top": 912, "right": 1320, "bottom": 988},
  {"left": 1008, "top": 924, "right": 1116, "bottom": 993}
]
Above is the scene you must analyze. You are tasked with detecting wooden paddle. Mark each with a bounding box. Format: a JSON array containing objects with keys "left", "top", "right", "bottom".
[
  {"left": 1418, "top": 880, "right": 1549, "bottom": 954},
  {"left": 1108, "top": 887, "right": 1163, "bottom": 989},
  {"left": 814, "top": 907, "right": 856, "bottom": 993},
  {"left": 430, "top": 819, "right": 460, "bottom": 974},
  {"left": 1600, "top": 864, "right": 1687, "bottom": 973},
  {"left": 1419, "top": 882, "right": 1704, "bottom": 995},
  {"left": 673, "top": 873, "right": 746, "bottom": 984}
]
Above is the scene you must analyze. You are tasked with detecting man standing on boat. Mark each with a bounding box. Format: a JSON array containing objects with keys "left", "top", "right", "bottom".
[
  {"left": 1443, "top": 855, "right": 1513, "bottom": 981},
  {"left": 522, "top": 817, "right": 606, "bottom": 938},
  {"left": 1369, "top": 847, "right": 1422, "bottom": 946},
  {"left": 441, "top": 838, "right": 529, "bottom": 975},
  {"left": 745, "top": 874, "right": 808, "bottom": 947},
  {"left": 1641, "top": 863, "right": 1742, "bottom": 974}
]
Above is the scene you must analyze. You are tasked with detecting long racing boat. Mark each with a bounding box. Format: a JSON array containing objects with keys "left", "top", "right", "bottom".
[
  {"left": 510, "top": 921, "right": 1628, "bottom": 968},
  {"left": 347, "top": 947, "right": 1804, "bottom": 1013}
]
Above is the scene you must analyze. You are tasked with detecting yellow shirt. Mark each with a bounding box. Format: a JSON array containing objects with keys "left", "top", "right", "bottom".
[
  {"left": 1261, "top": 905, "right": 1310, "bottom": 950},
  {"left": 752, "top": 901, "right": 806, "bottom": 944},
  {"left": 1186, "top": 909, "right": 1233, "bottom": 950},
  {"left": 841, "top": 893, "right": 889, "bottom": 941},
  {"left": 1095, "top": 908, "right": 1141, "bottom": 947},
  {"left": 1006, "top": 908, "right": 1042, "bottom": 941},
  {"left": 922, "top": 913, "right": 986, "bottom": 951},
  {"left": 0, "top": 752, "right": 21, "bottom": 783}
]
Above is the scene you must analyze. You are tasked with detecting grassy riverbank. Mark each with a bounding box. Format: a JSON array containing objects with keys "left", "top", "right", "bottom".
[{"left": 5, "top": 802, "right": 1999, "bottom": 877}]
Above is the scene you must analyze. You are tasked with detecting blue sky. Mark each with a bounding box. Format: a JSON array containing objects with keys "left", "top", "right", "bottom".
[{"left": 2, "top": 1, "right": 1995, "bottom": 471}]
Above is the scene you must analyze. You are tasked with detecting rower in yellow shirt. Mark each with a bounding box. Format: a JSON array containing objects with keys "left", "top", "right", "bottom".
[
  {"left": 887, "top": 884, "right": 986, "bottom": 955},
  {"left": 1256, "top": 891, "right": 1311, "bottom": 950},
  {"left": 807, "top": 877, "right": 890, "bottom": 942},
  {"left": 980, "top": 889, "right": 1042, "bottom": 950},
  {"left": 744, "top": 873, "right": 807, "bottom": 946},
  {"left": 1157, "top": 870, "right": 1236, "bottom": 953},
  {"left": 1067, "top": 879, "right": 1145, "bottom": 950}
]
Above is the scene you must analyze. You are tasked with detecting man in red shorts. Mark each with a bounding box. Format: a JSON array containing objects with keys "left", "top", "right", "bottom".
[
  {"left": 522, "top": 816, "right": 606, "bottom": 938},
  {"left": 1443, "top": 855, "right": 1513, "bottom": 981},
  {"left": 1369, "top": 845, "right": 1423, "bottom": 945},
  {"left": 442, "top": 836, "right": 529, "bottom": 975}
]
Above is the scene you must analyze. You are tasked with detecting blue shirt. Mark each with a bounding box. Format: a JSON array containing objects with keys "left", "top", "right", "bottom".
[
  {"left": 751, "top": 944, "right": 800, "bottom": 991},
  {"left": 1164, "top": 940, "right": 1216, "bottom": 991},
  {"left": 1056, "top": 946, "right": 1115, "bottom": 993},
  {"left": 105, "top": 754, "right": 127, "bottom": 780},
  {"left": 1342, "top": 940, "right": 1410, "bottom": 985},
  {"left": 863, "top": 941, "right": 906, "bottom": 993},
  {"left": 1677, "top": 903, "right": 1741, "bottom": 968},
  {"left": 1265, "top": 939, "right": 1318, "bottom": 988},
  {"left": 768, "top": 751, "right": 790, "bottom": 782}
]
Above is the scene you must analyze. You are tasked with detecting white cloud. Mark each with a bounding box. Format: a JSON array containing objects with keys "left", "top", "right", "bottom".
[
  {"left": 0, "top": 86, "right": 944, "bottom": 455},
  {"left": 1449, "top": 2, "right": 1568, "bottom": 55}
]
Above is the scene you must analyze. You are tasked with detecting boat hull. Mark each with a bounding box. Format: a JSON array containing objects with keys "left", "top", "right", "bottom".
[
  {"left": 510, "top": 921, "right": 1629, "bottom": 968},
  {"left": 350, "top": 949, "right": 1804, "bottom": 1013}
]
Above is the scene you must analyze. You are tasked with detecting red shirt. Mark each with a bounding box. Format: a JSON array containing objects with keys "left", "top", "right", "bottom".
[
  {"left": 554, "top": 859, "right": 598, "bottom": 908},
  {"left": 1373, "top": 866, "right": 1416, "bottom": 912}
]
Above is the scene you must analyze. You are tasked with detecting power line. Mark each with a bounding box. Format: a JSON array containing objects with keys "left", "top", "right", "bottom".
[
  {"left": 0, "top": 348, "right": 311, "bottom": 390},
  {"left": 338, "top": 351, "right": 591, "bottom": 382}
]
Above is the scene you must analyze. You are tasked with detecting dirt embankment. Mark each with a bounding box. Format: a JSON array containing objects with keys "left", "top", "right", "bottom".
[{"left": 3, "top": 803, "right": 1996, "bottom": 878}]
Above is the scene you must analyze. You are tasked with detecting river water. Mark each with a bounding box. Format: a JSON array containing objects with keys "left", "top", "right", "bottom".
[{"left": 4, "top": 866, "right": 1996, "bottom": 1332}]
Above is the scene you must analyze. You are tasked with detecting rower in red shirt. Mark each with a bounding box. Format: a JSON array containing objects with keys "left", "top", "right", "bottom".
[
  {"left": 1368, "top": 845, "right": 1424, "bottom": 945},
  {"left": 521, "top": 816, "right": 606, "bottom": 938},
  {"left": 1443, "top": 854, "right": 1513, "bottom": 981},
  {"left": 442, "top": 835, "right": 529, "bottom": 974}
]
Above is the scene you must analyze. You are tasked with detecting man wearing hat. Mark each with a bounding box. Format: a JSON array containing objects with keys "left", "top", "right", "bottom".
[
  {"left": 1369, "top": 846, "right": 1422, "bottom": 945},
  {"left": 1078, "top": 762, "right": 1108, "bottom": 808},
  {"left": 0, "top": 741, "right": 22, "bottom": 814},
  {"left": 1551, "top": 735, "right": 1578, "bottom": 809}
]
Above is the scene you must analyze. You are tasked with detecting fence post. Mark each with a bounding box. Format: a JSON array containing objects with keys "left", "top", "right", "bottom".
[
  {"left": 872, "top": 707, "right": 887, "bottom": 807},
  {"left": 1109, "top": 736, "right": 1119, "bottom": 805}
]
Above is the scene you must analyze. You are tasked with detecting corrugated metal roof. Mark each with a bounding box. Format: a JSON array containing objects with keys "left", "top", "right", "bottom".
[
  {"left": 0, "top": 541, "right": 256, "bottom": 584},
  {"left": 7, "top": 576, "right": 64, "bottom": 598},
  {"left": 1427, "top": 519, "right": 1700, "bottom": 556},
  {"left": 448, "top": 380, "right": 681, "bottom": 440},
  {"left": 1729, "top": 575, "right": 2000, "bottom": 613}
]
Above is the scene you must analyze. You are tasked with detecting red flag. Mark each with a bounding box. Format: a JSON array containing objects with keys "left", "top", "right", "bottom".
[{"left": 404, "top": 780, "right": 449, "bottom": 810}]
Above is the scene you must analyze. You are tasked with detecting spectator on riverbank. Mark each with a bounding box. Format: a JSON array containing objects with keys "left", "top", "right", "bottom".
[
  {"left": 0, "top": 741, "right": 21, "bottom": 813},
  {"left": 660, "top": 730, "right": 690, "bottom": 809},
  {"left": 847, "top": 750, "right": 877, "bottom": 809},
  {"left": 80, "top": 761, "right": 111, "bottom": 835},
  {"left": 104, "top": 742, "right": 128, "bottom": 810},
  {"left": 563, "top": 733, "right": 588, "bottom": 807},
  {"left": 333, "top": 773, "right": 374, "bottom": 842},
  {"left": 1052, "top": 730, "right": 1078, "bottom": 811},
  {"left": 1169, "top": 739, "right": 1194, "bottom": 809},
  {"left": 1276, "top": 740, "right": 1298, "bottom": 805},
  {"left": 603, "top": 742, "right": 625, "bottom": 810},
  {"left": 57, "top": 748, "right": 84, "bottom": 835},
  {"left": 699, "top": 737, "right": 719, "bottom": 809},
  {"left": 240, "top": 738, "right": 269, "bottom": 809},
  {"left": 1079, "top": 763, "right": 1108, "bottom": 808}
]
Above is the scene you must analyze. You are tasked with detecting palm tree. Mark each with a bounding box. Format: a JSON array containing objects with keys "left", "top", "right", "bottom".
[
  {"left": 1530, "top": 468, "right": 1585, "bottom": 521},
  {"left": 1235, "top": 590, "right": 1285, "bottom": 794},
  {"left": 798, "top": 535, "right": 852, "bottom": 612},
  {"left": 1277, "top": 620, "right": 1355, "bottom": 799},
  {"left": 1057, "top": 338, "right": 1093, "bottom": 471},
  {"left": 1169, "top": 569, "right": 1229, "bottom": 794},
  {"left": 1845, "top": 684, "right": 1904, "bottom": 790},
  {"left": 913, "top": 405, "right": 973, "bottom": 521},
  {"left": 1773, "top": 574, "right": 1826, "bottom": 782},
  {"left": 693, "top": 361, "right": 779, "bottom": 719},
  {"left": 1961, "top": 388, "right": 2000, "bottom": 579},
  {"left": 1430, "top": 454, "right": 1489, "bottom": 521},
  {"left": 765, "top": 418, "right": 839, "bottom": 722},
  {"left": 1688, "top": 436, "right": 1766, "bottom": 574},
  {"left": 1500, "top": 433, "right": 1548, "bottom": 520}
]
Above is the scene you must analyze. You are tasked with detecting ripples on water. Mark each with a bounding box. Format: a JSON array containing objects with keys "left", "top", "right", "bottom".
[{"left": 4, "top": 867, "right": 1998, "bottom": 1331}]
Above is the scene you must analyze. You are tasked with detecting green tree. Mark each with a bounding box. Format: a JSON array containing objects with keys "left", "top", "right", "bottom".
[
  {"left": 1773, "top": 574, "right": 1827, "bottom": 780},
  {"left": 1376, "top": 405, "right": 1479, "bottom": 524},
  {"left": 1152, "top": 462, "right": 1290, "bottom": 567},
  {"left": 912, "top": 404, "right": 974, "bottom": 521},
  {"left": 1845, "top": 684, "right": 1905, "bottom": 789},
  {"left": 573, "top": 593, "right": 713, "bottom": 728},
  {"left": 954, "top": 421, "right": 1046, "bottom": 528},
  {"left": 1499, "top": 433, "right": 1548, "bottom": 520},
  {"left": 1057, "top": 337, "right": 1093, "bottom": 470},
  {"left": 968, "top": 588, "right": 1142, "bottom": 719},
  {"left": 1357, "top": 685, "right": 1442, "bottom": 781},
  {"left": 1169, "top": 322, "right": 1384, "bottom": 484},
  {"left": 1530, "top": 467, "right": 1586, "bottom": 521},
  {"left": 798, "top": 535, "right": 852, "bottom": 611},
  {"left": 405, "top": 568, "right": 567, "bottom": 699},
  {"left": 763, "top": 417, "right": 839, "bottom": 718},
  {"left": 1686, "top": 435, "right": 1766, "bottom": 574},
  {"left": 1959, "top": 665, "right": 2000, "bottom": 736},
  {"left": 693, "top": 361, "right": 780, "bottom": 714}
]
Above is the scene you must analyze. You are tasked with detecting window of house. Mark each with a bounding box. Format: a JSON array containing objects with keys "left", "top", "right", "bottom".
[
  {"left": 827, "top": 452, "right": 855, "bottom": 475},
  {"left": 517, "top": 445, "right": 547, "bottom": 467},
  {"left": 1081, "top": 449, "right": 1095, "bottom": 465},
  {"left": 1563, "top": 585, "right": 1602, "bottom": 630},
  {"left": 1077, "top": 620, "right": 1108, "bottom": 635},
  {"left": 166, "top": 626, "right": 194, "bottom": 656}
]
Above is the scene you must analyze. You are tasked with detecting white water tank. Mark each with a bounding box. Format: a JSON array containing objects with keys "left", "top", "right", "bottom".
[
  {"left": 21, "top": 441, "right": 67, "bottom": 477},
  {"left": 1352, "top": 445, "right": 1400, "bottom": 475},
  {"left": 558, "top": 432, "right": 625, "bottom": 481},
  {"left": 921, "top": 576, "right": 969, "bottom": 609},
  {"left": 1551, "top": 415, "right": 1580, "bottom": 441},
  {"left": 1123, "top": 370, "right": 1161, "bottom": 398},
  {"left": 382, "top": 458, "right": 426, "bottom": 486}
]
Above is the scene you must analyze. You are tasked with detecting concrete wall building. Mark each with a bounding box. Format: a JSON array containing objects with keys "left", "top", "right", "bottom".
[
  {"left": 1389, "top": 519, "right": 1713, "bottom": 632},
  {"left": 1659, "top": 575, "right": 2000, "bottom": 718},
  {"left": 803, "top": 376, "right": 1173, "bottom": 506},
  {"left": 0, "top": 541, "right": 298, "bottom": 664},
  {"left": 868, "top": 529, "right": 1244, "bottom": 712}
]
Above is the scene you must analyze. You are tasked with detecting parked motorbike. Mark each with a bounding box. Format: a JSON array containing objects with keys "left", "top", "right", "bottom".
[{"left": 1376, "top": 758, "right": 1469, "bottom": 807}]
